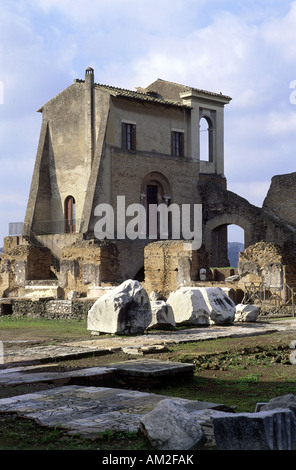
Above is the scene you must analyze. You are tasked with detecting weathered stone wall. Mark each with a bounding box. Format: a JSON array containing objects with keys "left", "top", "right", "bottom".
[
  {"left": 4, "top": 298, "right": 95, "bottom": 320},
  {"left": 263, "top": 172, "right": 296, "bottom": 227},
  {"left": 27, "top": 247, "right": 51, "bottom": 280},
  {"left": 143, "top": 240, "right": 209, "bottom": 297},
  {"left": 0, "top": 242, "right": 52, "bottom": 296},
  {"left": 59, "top": 240, "right": 121, "bottom": 297},
  {"left": 237, "top": 241, "right": 296, "bottom": 288},
  {"left": 201, "top": 181, "right": 296, "bottom": 267}
]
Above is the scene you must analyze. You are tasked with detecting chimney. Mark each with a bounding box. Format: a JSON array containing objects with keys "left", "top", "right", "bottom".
[{"left": 84, "top": 67, "right": 95, "bottom": 189}]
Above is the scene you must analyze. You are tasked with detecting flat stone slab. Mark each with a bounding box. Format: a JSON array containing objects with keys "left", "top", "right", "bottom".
[
  {"left": 0, "top": 359, "right": 194, "bottom": 387},
  {"left": 113, "top": 359, "right": 194, "bottom": 377},
  {"left": 0, "top": 385, "right": 232, "bottom": 437},
  {"left": 0, "top": 366, "right": 116, "bottom": 387}
]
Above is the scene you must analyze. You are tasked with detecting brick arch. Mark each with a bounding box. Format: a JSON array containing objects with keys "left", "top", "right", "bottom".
[
  {"left": 201, "top": 181, "right": 296, "bottom": 268},
  {"left": 140, "top": 171, "right": 172, "bottom": 201},
  {"left": 204, "top": 214, "right": 253, "bottom": 267}
]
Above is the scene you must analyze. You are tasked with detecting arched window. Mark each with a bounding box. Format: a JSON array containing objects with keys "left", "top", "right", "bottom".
[
  {"left": 199, "top": 116, "right": 214, "bottom": 162},
  {"left": 64, "top": 196, "right": 76, "bottom": 233}
]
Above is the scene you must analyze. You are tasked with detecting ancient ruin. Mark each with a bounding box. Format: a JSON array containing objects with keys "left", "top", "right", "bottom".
[{"left": 1, "top": 67, "right": 296, "bottom": 316}]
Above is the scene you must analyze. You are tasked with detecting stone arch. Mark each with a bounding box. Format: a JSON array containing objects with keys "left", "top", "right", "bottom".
[
  {"left": 204, "top": 213, "right": 253, "bottom": 267},
  {"left": 140, "top": 171, "right": 172, "bottom": 203}
]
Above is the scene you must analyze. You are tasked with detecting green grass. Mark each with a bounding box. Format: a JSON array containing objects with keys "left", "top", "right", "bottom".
[
  {"left": 0, "top": 414, "right": 148, "bottom": 450},
  {"left": 1, "top": 318, "right": 296, "bottom": 449},
  {"left": 0, "top": 317, "right": 91, "bottom": 341}
]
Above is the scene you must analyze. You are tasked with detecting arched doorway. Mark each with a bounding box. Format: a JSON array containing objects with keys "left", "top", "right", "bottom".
[
  {"left": 204, "top": 214, "right": 252, "bottom": 267},
  {"left": 140, "top": 172, "right": 172, "bottom": 238},
  {"left": 64, "top": 196, "right": 76, "bottom": 233},
  {"left": 227, "top": 225, "right": 245, "bottom": 268}
]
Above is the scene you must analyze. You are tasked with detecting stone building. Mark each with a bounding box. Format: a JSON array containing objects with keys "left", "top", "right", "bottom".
[
  {"left": 3, "top": 67, "right": 234, "bottom": 296},
  {"left": 2, "top": 67, "right": 296, "bottom": 301}
]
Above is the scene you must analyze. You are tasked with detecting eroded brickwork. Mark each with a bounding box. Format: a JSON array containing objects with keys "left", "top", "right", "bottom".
[
  {"left": 143, "top": 240, "right": 209, "bottom": 297},
  {"left": 263, "top": 172, "right": 296, "bottom": 227}
]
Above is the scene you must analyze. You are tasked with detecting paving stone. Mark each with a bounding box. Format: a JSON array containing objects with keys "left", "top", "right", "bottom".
[
  {"left": 0, "top": 319, "right": 295, "bottom": 439},
  {"left": 113, "top": 359, "right": 194, "bottom": 377},
  {"left": 0, "top": 385, "right": 235, "bottom": 437},
  {"left": 0, "top": 366, "right": 116, "bottom": 386},
  {"left": 0, "top": 359, "right": 193, "bottom": 387},
  {"left": 1, "top": 321, "right": 290, "bottom": 368},
  {"left": 0, "top": 385, "right": 207, "bottom": 436}
]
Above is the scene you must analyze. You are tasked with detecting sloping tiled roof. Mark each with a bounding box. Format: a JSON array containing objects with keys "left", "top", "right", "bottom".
[
  {"left": 37, "top": 77, "right": 231, "bottom": 112},
  {"left": 143, "top": 78, "right": 232, "bottom": 102},
  {"left": 94, "top": 82, "right": 191, "bottom": 108}
]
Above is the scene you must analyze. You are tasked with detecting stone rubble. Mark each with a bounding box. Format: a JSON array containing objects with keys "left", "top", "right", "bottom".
[
  {"left": 1, "top": 319, "right": 296, "bottom": 449},
  {"left": 212, "top": 408, "right": 296, "bottom": 450},
  {"left": 139, "top": 398, "right": 206, "bottom": 450},
  {"left": 167, "top": 287, "right": 235, "bottom": 326},
  {"left": 87, "top": 279, "right": 152, "bottom": 335},
  {"left": 235, "top": 303, "right": 259, "bottom": 322},
  {"left": 148, "top": 300, "right": 176, "bottom": 330}
]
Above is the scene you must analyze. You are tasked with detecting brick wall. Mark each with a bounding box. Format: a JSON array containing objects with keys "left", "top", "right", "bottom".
[
  {"left": 27, "top": 247, "right": 51, "bottom": 280},
  {"left": 143, "top": 240, "right": 209, "bottom": 297}
]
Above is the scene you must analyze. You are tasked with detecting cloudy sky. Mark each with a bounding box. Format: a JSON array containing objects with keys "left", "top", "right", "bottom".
[{"left": 1, "top": 0, "right": 296, "bottom": 245}]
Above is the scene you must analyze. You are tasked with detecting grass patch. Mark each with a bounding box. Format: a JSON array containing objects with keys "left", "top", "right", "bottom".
[
  {"left": 0, "top": 414, "right": 148, "bottom": 450},
  {"left": 1, "top": 318, "right": 296, "bottom": 449},
  {"left": 0, "top": 317, "right": 91, "bottom": 342}
]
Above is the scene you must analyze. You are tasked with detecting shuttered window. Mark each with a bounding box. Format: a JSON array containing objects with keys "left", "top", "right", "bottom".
[
  {"left": 172, "top": 131, "right": 184, "bottom": 157},
  {"left": 122, "top": 122, "right": 136, "bottom": 150}
]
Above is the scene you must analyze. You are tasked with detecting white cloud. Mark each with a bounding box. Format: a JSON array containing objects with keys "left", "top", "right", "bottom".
[
  {"left": 262, "top": 1, "right": 296, "bottom": 62},
  {"left": 1, "top": 0, "right": 296, "bottom": 244},
  {"left": 228, "top": 181, "right": 271, "bottom": 208},
  {"left": 265, "top": 111, "right": 296, "bottom": 136}
]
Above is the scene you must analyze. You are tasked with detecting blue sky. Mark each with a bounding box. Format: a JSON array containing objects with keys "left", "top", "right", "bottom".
[{"left": 1, "top": 0, "right": 296, "bottom": 245}]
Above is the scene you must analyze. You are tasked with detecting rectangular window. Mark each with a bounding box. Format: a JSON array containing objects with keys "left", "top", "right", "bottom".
[
  {"left": 122, "top": 122, "right": 136, "bottom": 150},
  {"left": 172, "top": 131, "right": 184, "bottom": 157}
]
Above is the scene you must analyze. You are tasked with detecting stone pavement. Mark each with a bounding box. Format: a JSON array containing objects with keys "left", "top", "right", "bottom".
[
  {"left": 0, "top": 385, "right": 233, "bottom": 438},
  {"left": 0, "top": 319, "right": 296, "bottom": 439},
  {"left": 2, "top": 319, "right": 294, "bottom": 367}
]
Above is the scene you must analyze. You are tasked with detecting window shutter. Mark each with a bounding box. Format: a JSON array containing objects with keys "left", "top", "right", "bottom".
[
  {"left": 132, "top": 124, "right": 136, "bottom": 150},
  {"left": 122, "top": 122, "right": 126, "bottom": 149}
]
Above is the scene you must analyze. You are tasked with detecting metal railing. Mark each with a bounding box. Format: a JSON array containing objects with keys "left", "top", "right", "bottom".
[
  {"left": 22, "top": 223, "right": 61, "bottom": 273},
  {"left": 31, "top": 219, "right": 81, "bottom": 235},
  {"left": 9, "top": 219, "right": 81, "bottom": 236},
  {"left": 242, "top": 282, "right": 295, "bottom": 316},
  {"left": 9, "top": 222, "right": 24, "bottom": 236}
]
